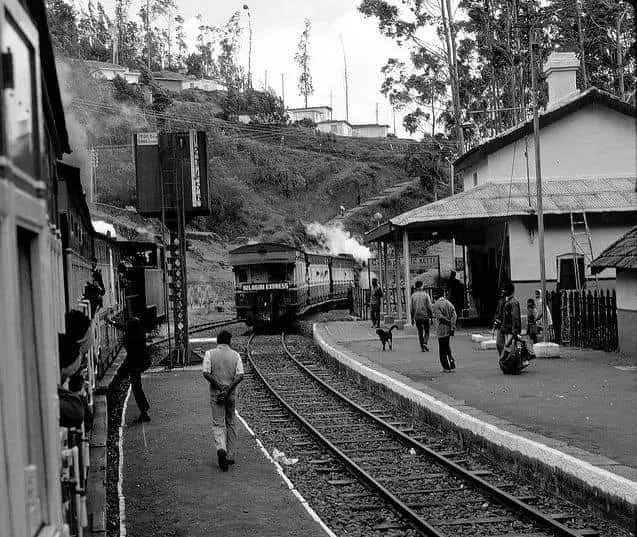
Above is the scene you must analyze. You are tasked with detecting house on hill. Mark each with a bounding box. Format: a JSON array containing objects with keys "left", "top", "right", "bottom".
[
  {"left": 352, "top": 123, "right": 390, "bottom": 138},
  {"left": 288, "top": 105, "right": 332, "bottom": 123},
  {"left": 152, "top": 72, "right": 226, "bottom": 92},
  {"left": 365, "top": 51, "right": 637, "bottom": 323},
  {"left": 317, "top": 119, "right": 353, "bottom": 136},
  {"left": 317, "top": 120, "right": 390, "bottom": 138},
  {"left": 85, "top": 60, "right": 141, "bottom": 84},
  {"left": 591, "top": 227, "right": 637, "bottom": 355}
]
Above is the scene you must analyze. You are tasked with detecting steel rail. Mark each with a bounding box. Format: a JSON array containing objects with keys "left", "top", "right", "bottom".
[
  {"left": 147, "top": 318, "right": 241, "bottom": 348},
  {"left": 247, "top": 334, "right": 445, "bottom": 537},
  {"left": 279, "top": 334, "right": 586, "bottom": 537}
]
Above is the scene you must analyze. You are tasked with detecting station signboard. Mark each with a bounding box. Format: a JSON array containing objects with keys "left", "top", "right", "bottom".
[{"left": 134, "top": 130, "right": 209, "bottom": 216}]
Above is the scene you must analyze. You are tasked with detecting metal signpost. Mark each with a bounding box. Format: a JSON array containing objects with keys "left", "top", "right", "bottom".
[{"left": 134, "top": 130, "right": 209, "bottom": 366}]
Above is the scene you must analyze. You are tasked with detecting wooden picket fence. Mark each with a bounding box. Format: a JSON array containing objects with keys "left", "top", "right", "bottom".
[{"left": 559, "top": 289, "right": 618, "bottom": 351}]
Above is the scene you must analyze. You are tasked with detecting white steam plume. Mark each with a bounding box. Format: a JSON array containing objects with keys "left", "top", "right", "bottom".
[{"left": 305, "top": 222, "right": 371, "bottom": 263}]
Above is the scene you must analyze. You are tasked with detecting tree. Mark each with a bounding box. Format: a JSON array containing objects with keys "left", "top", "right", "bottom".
[
  {"left": 217, "top": 11, "right": 244, "bottom": 88},
  {"left": 46, "top": 0, "right": 79, "bottom": 57},
  {"left": 294, "top": 18, "right": 314, "bottom": 108},
  {"left": 359, "top": 0, "right": 465, "bottom": 151}
]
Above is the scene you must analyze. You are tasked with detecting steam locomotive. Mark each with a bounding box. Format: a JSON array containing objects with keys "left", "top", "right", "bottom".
[{"left": 229, "top": 242, "right": 357, "bottom": 325}]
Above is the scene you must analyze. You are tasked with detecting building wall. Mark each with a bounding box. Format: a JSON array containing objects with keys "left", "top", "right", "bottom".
[
  {"left": 461, "top": 104, "right": 637, "bottom": 186},
  {"left": 507, "top": 217, "right": 632, "bottom": 284},
  {"left": 353, "top": 125, "right": 388, "bottom": 138},
  {"left": 289, "top": 108, "right": 330, "bottom": 123},
  {"left": 616, "top": 269, "right": 637, "bottom": 311},
  {"left": 154, "top": 79, "right": 186, "bottom": 92},
  {"left": 317, "top": 122, "right": 352, "bottom": 136},
  {"left": 123, "top": 71, "right": 141, "bottom": 84}
]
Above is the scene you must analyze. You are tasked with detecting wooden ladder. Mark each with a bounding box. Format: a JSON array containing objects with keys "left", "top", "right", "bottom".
[{"left": 569, "top": 212, "right": 597, "bottom": 290}]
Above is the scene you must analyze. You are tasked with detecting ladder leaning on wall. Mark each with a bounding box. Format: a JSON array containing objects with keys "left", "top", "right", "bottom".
[{"left": 569, "top": 211, "right": 598, "bottom": 290}]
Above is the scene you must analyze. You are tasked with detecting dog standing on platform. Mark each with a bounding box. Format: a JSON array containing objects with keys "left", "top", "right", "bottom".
[
  {"left": 202, "top": 330, "right": 244, "bottom": 471},
  {"left": 376, "top": 325, "right": 398, "bottom": 351}
]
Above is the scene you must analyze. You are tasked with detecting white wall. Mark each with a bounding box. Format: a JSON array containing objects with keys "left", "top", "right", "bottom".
[
  {"left": 507, "top": 217, "right": 632, "bottom": 281},
  {"left": 353, "top": 125, "right": 388, "bottom": 138},
  {"left": 461, "top": 104, "right": 637, "bottom": 186},
  {"left": 616, "top": 269, "right": 637, "bottom": 311},
  {"left": 317, "top": 122, "right": 352, "bottom": 136}
]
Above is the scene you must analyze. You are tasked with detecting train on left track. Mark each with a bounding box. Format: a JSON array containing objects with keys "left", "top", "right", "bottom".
[
  {"left": 1, "top": 2, "right": 167, "bottom": 533},
  {"left": 229, "top": 242, "right": 357, "bottom": 325}
]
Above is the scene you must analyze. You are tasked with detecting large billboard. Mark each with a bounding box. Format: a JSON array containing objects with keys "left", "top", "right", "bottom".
[{"left": 134, "top": 130, "right": 209, "bottom": 216}]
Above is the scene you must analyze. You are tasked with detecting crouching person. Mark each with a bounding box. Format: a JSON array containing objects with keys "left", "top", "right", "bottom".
[{"left": 203, "top": 330, "right": 244, "bottom": 471}]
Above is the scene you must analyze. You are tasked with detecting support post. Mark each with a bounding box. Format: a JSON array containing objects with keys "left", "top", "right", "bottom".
[
  {"left": 394, "top": 230, "right": 402, "bottom": 320},
  {"left": 383, "top": 240, "right": 389, "bottom": 317},
  {"left": 531, "top": 28, "right": 548, "bottom": 343},
  {"left": 403, "top": 230, "right": 412, "bottom": 326}
]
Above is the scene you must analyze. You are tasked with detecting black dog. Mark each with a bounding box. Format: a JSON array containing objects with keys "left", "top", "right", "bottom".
[{"left": 376, "top": 325, "right": 398, "bottom": 351}]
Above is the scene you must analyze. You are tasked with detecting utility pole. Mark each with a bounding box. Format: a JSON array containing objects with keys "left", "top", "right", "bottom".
[
  {"left": 264, "top": 69, "right": 268, "bottom": 90},
  {"left": 574, "top": 0, "right": 588, "bottom": 88},
  {"left": 340, "top": 35, "right": 350, "bottom": 123},
  {"left": 375, "top": 102, "right": 379, "bottom": 124},
  {"left": 281, "top": 73, "right": 285, "bottom": 105},
  {"left": 392, "top": 106, "right": 397, "bottom": 135},
  {"left": 243, "top": 5, "right": 252, "bottom": 89},
  {"left": 530, "top": 27, "right": 548, "bottom": 342},
  {"left": 330, "top": 89, "right": 333, "bottom": 111}
]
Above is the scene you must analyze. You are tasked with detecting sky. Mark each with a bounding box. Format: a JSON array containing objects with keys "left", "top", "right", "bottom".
[{"left": 95, "top": 0, "right": 418, "bottom": 138}]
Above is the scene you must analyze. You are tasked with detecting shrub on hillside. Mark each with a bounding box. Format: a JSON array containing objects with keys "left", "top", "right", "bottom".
[
  {"left": 111, "top": 75, "right": 145, "bottom": 105},
  {"left": 221, "top": 88, "right": 287, "bottom": 124},
  {"left": 294, "top": 118, "right": 316, "bottom": 128}
]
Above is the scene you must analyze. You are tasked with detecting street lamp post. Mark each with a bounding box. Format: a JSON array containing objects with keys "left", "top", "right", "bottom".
[{"left": 243, "top": 5, "right": 252, "bottom": 89}]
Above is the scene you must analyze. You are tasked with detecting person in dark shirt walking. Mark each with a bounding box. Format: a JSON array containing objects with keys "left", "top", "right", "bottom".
[
  {"left": 448, "top": 270, "right": 464, "bottom": 316},
  {"left": 498, "top": 282, "right": 528, "bottom": 374},
  {"left": 108, "top": 315, "right": 151, "bottom": 423}
]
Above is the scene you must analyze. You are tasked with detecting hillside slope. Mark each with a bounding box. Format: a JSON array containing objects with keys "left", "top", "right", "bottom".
[{"left": 59, "top": 60, "right": 432, "bottom": 245}]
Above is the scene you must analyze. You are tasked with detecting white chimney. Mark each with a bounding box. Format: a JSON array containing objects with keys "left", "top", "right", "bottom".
[{"left": 543, "top": 51, "right": 580, "bottom": 106}]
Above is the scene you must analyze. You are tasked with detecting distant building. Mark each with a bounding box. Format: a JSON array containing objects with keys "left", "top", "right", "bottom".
[
  {"left": 288, "top": 106, "right": 332, "bottom": 123},
  {"left": 317, "top": 120, "right": 353, "bottom": 137},
  {"left": 152, "top": 71, "right": 227, "bottom": 92},
  {"left": 189, "top": 77, "right": 227, "bottom": 92},
  {"left": 352, "top": 123, "right": 390, "bottom": 138},
  {"left": 365, "top": 51, "right": 636, "bottom": 322},
  {"left": 152, "top": 71, "right": 191, "bottom": 92},
  {"left": 237, "top": 114, "right": 251, "bottom": 124},
  {"left": 85, "top": 60, "right": 141, "bottom": 84},
  {"left": 591, "top": 227, "right": 637, "bottom": 355},
  {"left": 317, "top": 120, "right": 390, "bottom": 138}
]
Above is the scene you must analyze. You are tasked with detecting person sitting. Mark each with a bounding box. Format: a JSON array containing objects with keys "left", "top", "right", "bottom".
[{"left": 58, "top": 334, "right": 85, "bottom": 429}]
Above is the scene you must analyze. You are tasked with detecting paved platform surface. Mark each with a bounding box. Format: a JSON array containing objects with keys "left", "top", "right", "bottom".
[
  {"left": 122, "top": 369, "right": 328, "bottom": 537},
  {"left": 323, "top": 321, "right": 637, "bottom": 481}
]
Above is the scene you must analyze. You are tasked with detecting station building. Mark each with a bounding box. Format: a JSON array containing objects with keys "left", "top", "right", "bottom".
[{"left": 365, "top": 52, "right": 637, "bottom": 324}]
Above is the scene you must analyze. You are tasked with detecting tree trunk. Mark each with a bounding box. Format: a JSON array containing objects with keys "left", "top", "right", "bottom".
[
  {"left": 440, "top": 0, "right": 465, "bottom": 153},
  {"left": 617, "top": 13, "right": 624, "bottom": 98},
  {"left": 574, "top": 0, "right": 589, "bottom": 88}
]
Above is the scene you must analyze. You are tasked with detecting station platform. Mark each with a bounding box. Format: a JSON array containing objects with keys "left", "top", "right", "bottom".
[
  {"left": 314, "top": 321, "right": 637, "bottom": 523},
  {"left": 121, "top": 369, "right": 329, "bottom": 537}
]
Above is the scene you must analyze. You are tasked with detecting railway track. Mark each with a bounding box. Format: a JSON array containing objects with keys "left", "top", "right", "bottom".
[
  {"left": 147, "top": 318, "right": 241, "bottom": 348},
  {"left": 244, "top": 332, "right": 610, "bottom": 537}
]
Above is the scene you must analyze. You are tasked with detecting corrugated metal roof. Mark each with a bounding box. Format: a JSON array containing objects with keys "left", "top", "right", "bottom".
[
  {"left": 390, "top": 177, "right": 637, "bottom": 227},
  {"left": 590, "top": 226, "right": 637, "bottom": 272}
]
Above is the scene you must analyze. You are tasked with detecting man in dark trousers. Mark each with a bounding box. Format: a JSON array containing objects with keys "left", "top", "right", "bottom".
[
  {"left": 410, "top": 281, "right": 433, "bottom": 351},
  {"left": 433, "top": 290, "right": 457, "bottom": 372},
  {"left": 500, "top": 282, "right": 521, "bottom": 348},
  {"left": 203, "top": 330, "right": 244, "bottom": 471},
  {"left": 369, "top": 278, "right": 383, "bottom": 328},
  {"left": 493, "top": 287, "right": 507, "bottom": 355}
]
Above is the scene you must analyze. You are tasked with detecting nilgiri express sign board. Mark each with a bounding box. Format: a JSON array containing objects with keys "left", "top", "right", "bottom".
[{"left": 242, "top": 282, "right": 290, "bottom": 291}]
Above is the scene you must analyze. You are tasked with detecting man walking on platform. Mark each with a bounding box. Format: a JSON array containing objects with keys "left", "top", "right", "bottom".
[
  {"left": 410, "top": 281, "right": 433, "bottom": 351},
  {"left": 203, "top": 330, "right": 244, "bottom": 471},
  {"left": 433, "top": 290, "right": 457, "bottom": 372}
]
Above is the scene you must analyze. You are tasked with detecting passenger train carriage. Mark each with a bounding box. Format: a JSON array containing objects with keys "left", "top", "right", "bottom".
[{"left": 229, "top": 242, "right": 357, "bottom": 325}]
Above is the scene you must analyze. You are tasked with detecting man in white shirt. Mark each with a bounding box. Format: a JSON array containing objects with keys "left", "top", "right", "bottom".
[{"left": 202, "top": 330, "right": 244, "bottom": 471}]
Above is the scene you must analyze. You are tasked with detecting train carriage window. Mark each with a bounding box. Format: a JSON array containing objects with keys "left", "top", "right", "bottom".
[
  {"left": 2, "top": 16, "right": 39, "bottom": 177},
  {"left": 17, "top": 229, "right": 48, "bottom": 533}
]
